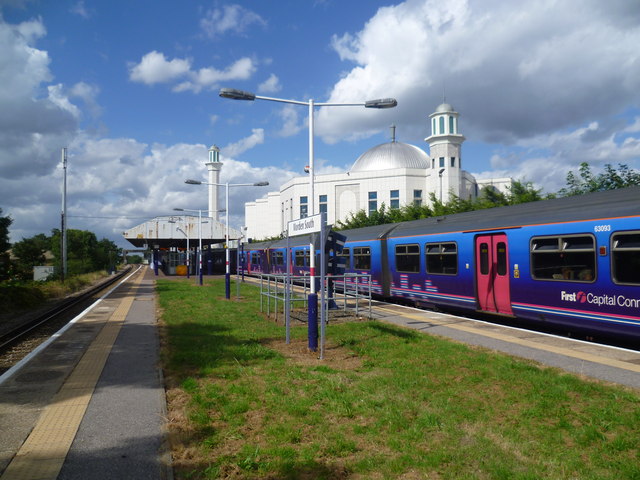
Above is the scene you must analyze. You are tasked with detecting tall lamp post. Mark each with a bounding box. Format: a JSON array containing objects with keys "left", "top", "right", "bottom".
[
  {"left": 173, "top": 208, "right": 208, "bottom": 285},
  {"left": 185, "top": 179, "right": 269, "bottom": 299},
  {"left": 219, "top": 87, "right": 397, "bottom": 347},
  {"left": 168, "top": 216, "right": 191, "bottom": 278}
]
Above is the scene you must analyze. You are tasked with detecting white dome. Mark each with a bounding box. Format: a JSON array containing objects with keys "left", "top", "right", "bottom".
[
  {"left": 350, "top": 142, "right": 429, "bottom": 172},
  {"left": 435, "top": 103, "right": 454, "bottom": 113}
]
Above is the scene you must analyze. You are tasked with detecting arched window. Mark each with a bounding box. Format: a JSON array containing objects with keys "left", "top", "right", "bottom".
[
  {"left": 432, "top": 118, "right": 436, "bottom": 135},
  {"left": 439, "top": 116, "right": 444, "bottom": 134},
  {"left": 449, "top": 116, "right": 454, "bottom": 134}
]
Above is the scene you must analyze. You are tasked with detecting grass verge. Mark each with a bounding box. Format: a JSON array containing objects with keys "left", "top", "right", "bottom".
[
  {"left": 0, "top": 270, "right": 111, "bottom": 312},
  {"left": 158, "top": 278, "right": 640, "bottom": 480}
]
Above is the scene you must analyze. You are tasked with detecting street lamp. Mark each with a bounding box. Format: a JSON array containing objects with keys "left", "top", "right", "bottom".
[
  {"left": 185, "top": 179, "right": 269, "bottom": 299},
  {"left": 220, "top": 87, "right": 397, "bottom": 348},
  {"left": 168, "top": 217, "right": 191, "bottom": 278},
  {"left": 173, "top": 208, "right": 220, "bottom": 285}
]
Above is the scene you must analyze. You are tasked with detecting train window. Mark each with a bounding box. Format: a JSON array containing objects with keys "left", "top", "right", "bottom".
[
  {"left": 251, "top": 252, "right": 260, "bottom": 265},
  {"left": 496, "top": 242, "right": 507, "bottom": 276},
  {"left": 530, "top": 234, "right": 596, "bottom": 282},
  {"left": 339, "top": 248, "right": 351, "bottom": 270},
  {"left": 395, "top": 244, "right": 420, "bottom": 273},
  {"left": 479, "top": 243, "right": 489, "bottom": 275},
  {"left": 426, "top": 242, "right": 458, "bottom": 275},
  {"left": 612, "top": 232, "right": 640, "bottom": 285},
  {"left": 353, "top": 247, "right": 371, "bottom": 270},
  {"left": 271, "top": 251, "right": 284, "bottom": 265},
  {"left": 295, "top": 250, "right": 305, "bottom": 267}
]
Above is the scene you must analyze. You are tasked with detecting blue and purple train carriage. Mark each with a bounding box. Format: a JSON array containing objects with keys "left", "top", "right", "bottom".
[{"left": 241, "top": 187, "right": 640, "bottom": 344}]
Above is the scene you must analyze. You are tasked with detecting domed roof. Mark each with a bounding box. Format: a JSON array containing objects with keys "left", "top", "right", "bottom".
[
  {"left": 350, "top": 141, "right": 429, "bottom": 172},
  {"left": 435, "top": 102, "right": 454, "bottom": 113}
]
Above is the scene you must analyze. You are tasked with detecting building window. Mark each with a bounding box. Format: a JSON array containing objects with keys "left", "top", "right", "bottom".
[
  {"left": 368, "top": 191, "right": 377, "bottom": 215},
  {"left": 413, "top": 189, "right": 422, "bottom": 206},
  {"left": 319, "top": 194, "right": 327, "bottom": 215},
  {"left": 451, "top": 157, "right": 456, "bottom": 167},
  {"left": 530, "top": 235, "right": 596, "bottom": 282},
  {"left": 439, "top": 116, "right": 444, "bottom": 134},
  {"left": 390, "top": 190, "right": 399, "bottom": 209},
  {"left": 449, "top": 116, "right": 454, "bottom": 134},
  {"left": 439, "top": 157, "right": 445, "bottom": 168},
  {"left": 432, "top": 118, "right": 436, "bottom": 135},
  {"left": 431, "top": 158, "right": 435, "bottom": 169},
  {"left": 300, "top": 196, "right": 308, "bottom": 218}
]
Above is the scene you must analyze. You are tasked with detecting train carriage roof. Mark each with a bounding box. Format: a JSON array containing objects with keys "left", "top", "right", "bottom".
[{"left": 386, "top": 186, "right": 640, "bottom": 239}]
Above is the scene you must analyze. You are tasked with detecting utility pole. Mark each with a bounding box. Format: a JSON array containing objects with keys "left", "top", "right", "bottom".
[{"left": 61, "top": 147, "right": 68, "bottom": 282}]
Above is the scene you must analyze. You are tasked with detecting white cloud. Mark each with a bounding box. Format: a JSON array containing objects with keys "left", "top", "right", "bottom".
[
  {"left": 0, "top": 16, "right": 77, "bottom": 180},
  {"left": 221, "top": 128, "right": 264, "bottom": 158},
  {"left": 316, "top": 0, "right": 640, "bottom": 151},
  {"left": 258, "top": 73, "right": 281, "bottom": 94},
  {"left": 276, "top": 105, "right": 305, "bottom": 137},
  {"left": 200, "top": 4, "right": 266, "bottom": 38},
  {"left": 129, "top": 52, "right": 256, "bottom": 93},
  {"left": 128, "top": 50, "right": 191, "bottom": 85},
  {"left": 70, "top": 1, "right": 90, "bottom": 19}
]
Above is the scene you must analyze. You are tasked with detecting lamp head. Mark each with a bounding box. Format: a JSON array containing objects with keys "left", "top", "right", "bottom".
[
  {"left": 173, "top": 208, "right": 184, "bottom": 211},
  {"left": 185, "top": 179, "right": 202, "bottom": 185},
  {"left": 219, "top": 88, "right": 256, "bottom": 101},
  {"left": 253, "top": 181, "right": 269, "bottom": 186},
  {"left": 365, "top": 98, "right": 398, "bottom": 109}
]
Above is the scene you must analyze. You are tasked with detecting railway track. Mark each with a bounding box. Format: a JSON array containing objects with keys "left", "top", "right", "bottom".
[{"left": 0, "top": 267, "right": 133, "bottom": 374}]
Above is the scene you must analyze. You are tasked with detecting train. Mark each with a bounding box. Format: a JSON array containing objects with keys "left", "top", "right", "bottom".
[{"left": 240, "top": 187, "right": 640, "bottom": 345}]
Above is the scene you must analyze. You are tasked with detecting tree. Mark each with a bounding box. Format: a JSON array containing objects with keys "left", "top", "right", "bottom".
[
  {"left": 11, "top": 234, "right": 51, "bottom": 280},
  {"left": 506, "top": 180, "right": 548, "bottom": 204},
  {"left": 559, "top": 162, "right": 640, "bottom": 196},
  {"left": 51, "top": 228, "right": 122, "bottom": 275},
  {"left": 0, "top": 208, "right": 12, "bottom": 280}
]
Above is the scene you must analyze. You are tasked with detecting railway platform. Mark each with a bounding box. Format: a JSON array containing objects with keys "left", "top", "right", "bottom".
[
  {"left": 0, "top": 269, "right": 638, "bottom": 479},
  {"left": 0, "top": 266, "right": 171, "bottom": 480}
]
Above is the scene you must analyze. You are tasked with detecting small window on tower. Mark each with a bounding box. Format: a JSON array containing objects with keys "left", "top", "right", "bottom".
[
  {"left": 451, "top": 157, "right": 455, "bottom": 167},
  {"left": 390, "top": 190, "right": 399, "bottom": 209}
]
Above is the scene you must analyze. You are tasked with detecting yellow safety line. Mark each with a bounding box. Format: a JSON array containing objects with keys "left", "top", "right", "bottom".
[
  {"left": 0, "top": 271, "right": 144, "bottom": 480},
  {"left": 375, "top": 305, "right": 640, "bottom": 374}
]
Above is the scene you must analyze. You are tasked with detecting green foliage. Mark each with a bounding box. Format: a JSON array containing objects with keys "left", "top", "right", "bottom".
[
  {"left": 11, "top": 233, "right": 51, "bottom": 280},
  {"left": 50, "top": 228, "right": 121, "bottom": 275},
  {"left": 0, "top": 283, "right": 46, "bottom": 311},
  {"left": 126, "top": 254, "right": 143, "bottom": 264},
  {"left": 0, "top": 208, "right": 12, "bottom": 281},
  {"left": 336, "top": 179, "right": 549, "bottom": 230},
  {"left": 559, "top": 162, "right": 640, "bottom": 196}
]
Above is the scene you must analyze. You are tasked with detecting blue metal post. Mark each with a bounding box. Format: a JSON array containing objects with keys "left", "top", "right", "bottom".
[
  {"left": 153, "top": 249, "right": 158, "bottom": 276},
  {"left": 308, "top": 293, "right": 318, "bottom": 351}
]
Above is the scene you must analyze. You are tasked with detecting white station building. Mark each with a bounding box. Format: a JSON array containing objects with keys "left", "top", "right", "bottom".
[{"left": 245, "top": 102, "right": 512, "bottom": 241}]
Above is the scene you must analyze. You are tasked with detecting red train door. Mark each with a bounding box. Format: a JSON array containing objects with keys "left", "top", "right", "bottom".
[{"left": 475, "top": 234, "right": 513, "bottom": 315}]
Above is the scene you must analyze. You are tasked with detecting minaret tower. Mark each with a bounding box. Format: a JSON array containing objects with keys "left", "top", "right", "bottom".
[
  {"left": 425, "top": 102, "right": 466, "bottom": 203},
  {"left": 206, "top": 144, "right": 222, "bottom": 221}
]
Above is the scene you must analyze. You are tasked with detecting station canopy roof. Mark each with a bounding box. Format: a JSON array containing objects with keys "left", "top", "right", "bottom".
[{"left": 122, "top": 215, "right": 242, "bottom": 249}]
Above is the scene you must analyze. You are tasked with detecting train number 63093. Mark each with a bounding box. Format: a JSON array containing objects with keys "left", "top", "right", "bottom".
[{"left": 594, "top": 224, "right": 611, "bottom": 232}]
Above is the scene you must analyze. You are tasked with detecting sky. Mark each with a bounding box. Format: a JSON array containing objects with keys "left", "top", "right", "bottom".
[{"left": 1, "top": 0, "right": 640, "bottom": 249}]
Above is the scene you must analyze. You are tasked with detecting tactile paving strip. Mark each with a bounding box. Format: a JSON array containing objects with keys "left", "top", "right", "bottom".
[{"left": 0, "top": 271, "right": 144, "bottom": 480}]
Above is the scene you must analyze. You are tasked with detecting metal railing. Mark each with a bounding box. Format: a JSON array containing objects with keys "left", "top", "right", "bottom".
[{"left": 258, "top": 273, "right": 372, "bottom": 321}]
